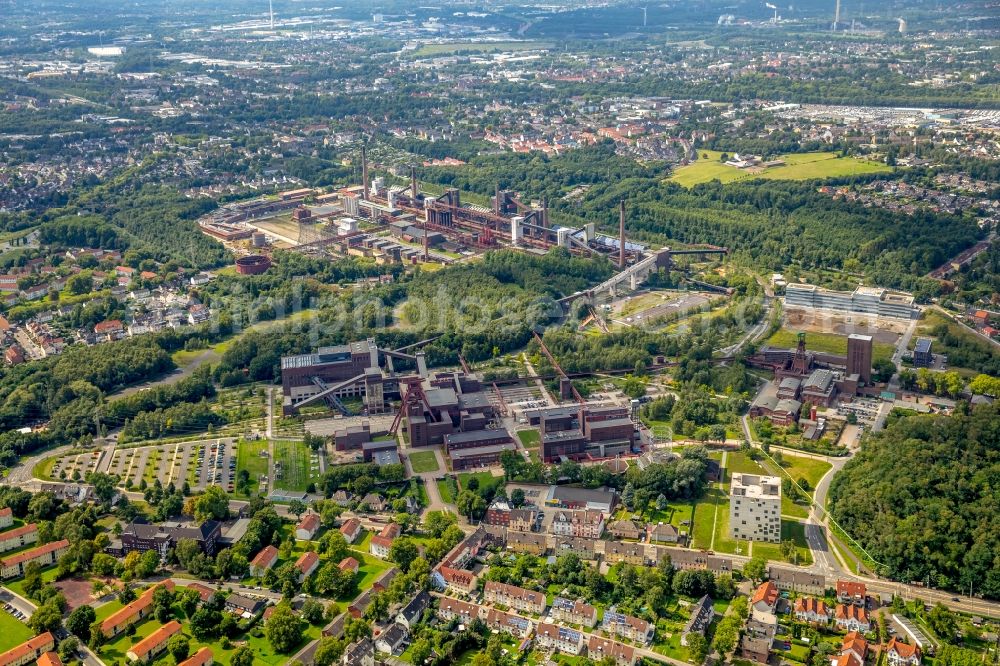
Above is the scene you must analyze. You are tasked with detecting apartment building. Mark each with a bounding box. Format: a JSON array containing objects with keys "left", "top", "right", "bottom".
[
  {"left": 0, "top": 524, "right": 38, "bottom": 553},
  {"left": 550, "top": 509, "right": 605, "bottom": 539},
  {"left": 602, "top": 607, "right": 654, "bottom": 645},
  {"left": 101, "top": 581, "right": 177, "bottom": 637},
  {"left": 535, "top": 623, "right": 584, "bottom": 655},
  {"left": 551, "top": 597, "right": 598, "bottom": 628},
  {"left": 0, "top": 540, "right": 70, "bottom": 579},
  {"left": 0, "top": 633, "right": 55, "bottom": 666},
  {"left": 126, "top": 621, "right": 182, "bottom": 663},
  {"left": 483, "top": 581, "right": 546, "bottom": 615}
]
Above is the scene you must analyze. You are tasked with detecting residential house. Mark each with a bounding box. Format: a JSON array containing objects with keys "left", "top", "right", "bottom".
[
  {"left": 835, "top": 604, "right": 871, "bottom": 633},
  {"left": 552, "top": 536, "right": 596, "bottom": 560},
  {"left": 535, "top": 623, "right": 584, "bottom": 655},
  {"left": 370, "top": 523, "right": 400, "bottom": 559},
  {"left": 343, "top": 639, "right": 376, "bottom": 666},
  {"left": 770, "top": 567, "right": 826, "bottom": 596},
  {"left": 506, "top": 531, "right": 547, "bottom": 555},
  {"left": 1, "top": 540, "right": 69, "bottom": 579},
  {"left": 0, "top": 632, "right": 55, "bottom": 666},
  {"left": 740, "top": 617, "right": 775, "bottom": 664},
  {"left": 250, "top": 545, "right": 279, "bottom": 577},
  {"left": 681, "top": 595, "right": 715, "bottom": 647},
  {"left": 604, "top": 541, "right": 645, "bottom": 565},
  {"left": 225, "top": 594, "right": 265, "bottom": 617},
  {"left": 36, "top": 653, "right": 61, "bottom": 666},
  {"left": 647, "top": 522, "right": 680, "bottom": 544},
  {"left": 295, "top": 513, "right": 321, "bottom": 540},
  {"left": 340, "top": 518, "right": 362, "bottom": 544},
  {"left": 359, "top": 493, "right": 387, "bottom": 512},
  {"left": 126, "top": 620, "right": 182, "bottom": 663},
  {"left": 372, "top": 567, "right": 398, "bottom": 593},
  {"left": 332, "top": 490, "right": 353, "bottom": 506},
  {"left": 607, "top": 519, "right": 643, "bottom": 540},
  {"left": 339, "top": 557, "right": 360, "bottom": 575},
  {"left": 551, "top": 597, "right": 598, "bottom": 628},
  {"left": 348, "top": 590, "right": 372, "bottom": 619},
  {"left": 794, "top": 597, "right": 833, "bottom": 624},
  {"left": 186, "top": 582, "right": 214, "bottom": 603},
  {"left": 886, "top": 639, "right": 921, "bottom": 666},
  {"left": 587, "top": 636, "right": 637, "bottom": 666},
  {"left": 374, "top": 623, "right": 408, "bottom": 655},
  {"left": 485, "top": 608, "right": 533, "bottom": 638},
  {"left": 294, "top": 551, "right": 320, "bottom": 582},
  {"left": 550, "top": 509, "right": 605, "bottom": 539},
  {"left": 750, "top": 581, "right": 779, "bottom": 614},
  {"left": 602, "top": 607, "right": 654, "bottom": 645},
  {"left": 837, "top": 581, "right": 867, "bottom": 607},
  {"left": 101, "top": 581, "right": 176, "bottom": 637},
  {"left": 507, "top": 508, "right": 538, "bottom": 532},
  {"left": 395, "top": 591, "right": 431, "bottom": 630},
  {"left": 483, "top": 582, "right": 546, "bottom": 615},
  {"left": 437, "top": 598, "right": 481, "bottom": 625},
  {"left": 837, "top": 631, "right": 869, "bottom": 666},
  {"left": 434, "top": 565, "right": 478, "bottom": 594}
]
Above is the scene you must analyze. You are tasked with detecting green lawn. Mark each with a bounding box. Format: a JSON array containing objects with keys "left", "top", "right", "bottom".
[
  {"left": 437, "top": 479, "right": 456, "bottom": 504},
  {"left": 342, "top": 549, "right": 390, "bottom": 601},
  {"left": 4, "top": 566, "right": 58, "bottom": 599},
  {"left": 691, "top": 486, "right": 725, "bottom": 549},
  {"left": 726, "top": 452, "right": 768, "bottom": 475},
  {"left": 236, "top": 439, "right": 269, "bottom": 487},
  {"left": 408, "top": 450, "right": 440, "bottom": 474},
  {"left": 752, "top": 520, "right": 814, "bottom": 566},
  {"left": 0, "top": 609, "right": 33, "bottom": 652},
  {"left": 776, "top": 454, "right": 832, "bottom": 494},
  {"left": 515, "top": 430, "right": 540, "bottom": 449},
  {"left": 670, "top": 150, "right": 891, "bottom": 188},
  {"left": 767, "top": 328, "right": 895, "bottom": 363},
  {"left": 457, "top": 471, "right": 500, "bottom": 494},
  {"left": 273, "top": 440, "right": 321, "bottom": 491}
]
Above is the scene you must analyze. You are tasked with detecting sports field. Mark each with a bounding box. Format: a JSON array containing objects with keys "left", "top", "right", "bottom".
[
  {"left": 669, "top": 150, "right": 890, "bottom": 187},
  {"left": 411, "top": 41, "right": 553, "bottom": 58}
]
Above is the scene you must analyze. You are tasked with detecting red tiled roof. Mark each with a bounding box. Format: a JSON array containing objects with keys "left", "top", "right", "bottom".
[
  {"left": 0, "top": 523, "right": 38, "bottom": 541},
  {"left": 178, "top": 647, "right": 213, "bottom": 666},
  {"left": 129, "top": 621, "right": 182, "bottom": 659},
  {"left": 185, "top": 582, "right": 214, "bottom": 602},
  {"left": 340, "top": 518, "right": 361, "bottom": 536},
  {"left": 101, "top": 581, "right": 175, "bottom": 634},
  {"left": 338, "top": 557, "right": 359, "bottom": 572},
  {"left": 1, "top": 539, "right": 69, "bottom": 568},
  {"left": 887, "top": 638, "right": 920, "bottom": 660},
  {"left": 295, "top": 551, "right": 319, "bottom": 574},
  {"left": 297, "top": 513, "right": 320, "bottom": 534},
  {"left": 837, "top": 580, "right": 867, "bottom": 598},
  {"left": 37, "top": 652, "right": 62, "bottom": 666},
  {"left": 0, "top": 508, "right": 11, "bottom": 519},
  {"left": 835, "top": 604, "right": 869, "bottom": 623},
  {"left": 751, "top": 581, "right": 779, "bottom": 608},
  {"left": 0, "top": 633, "right": 54, "bottom": 666},
  {"left": 250, "top": 545, "right": 278, "bottom": 569}
]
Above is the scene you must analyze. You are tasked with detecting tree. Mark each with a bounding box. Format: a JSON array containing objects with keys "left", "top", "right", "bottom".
[
  {"left": 510, "top": 488, "right": 525, "bottom": 508},
  {"left": 66, "top": 604, "right": 96, "bottom": 641},
  {"left": 715, "top": 573, "right": 736, "bottom": 600},
  {"left": 927, "top": 603, "right": 958, "bottom": 640},
  {"left": 389, "top": 538, "right": 419, "bottom": 573},
  {"left": 168, "top": 635, "right": 190, "bottom": 664},
  {"left": 193, "top": 486, "right": 230, "bottom": 522},
  {"left": 301, "top": 599, "right": 325, "bottom": 625},
  {"left": 29, "top": 603, "right": 63, "bottom": 634},
  {"left": 655, "top": 493, "right": 668, "bottom": 511},
  {"left": 231, "top": 646, "right": 256, "bottom": 666},
  {"left": 743, "top": 556, "right": 767, "bottom": 583},
  {"left": 423, "top": 510, "right": 458, "bottom": 539},
  {"left": 622, "top": 482, "right": 635, "bottom": 510},
  {"left": 288, "top": 499, "right": 307, "bottom": 518},
  {"left": 136, "top": 549, "right": 160, "bottom": 578},
  {"left": 410, "top": 637, "right": 432, "bottom": 666},
  {"left": 58, "top": 636, "right": 80, "bottom": 662},
  {"left": 265, "top": 604, "right": 304, "bottom": 653},
  {"left": 687, "top": 631, "right": 709, "bottom": 663},
  {"left": 314, "top": 637, "right": 346, "bottom": 666},
  {"left": 456, "top": 490, "right": 485, "bottom": 521},
  {"left": 872, "top": 358, "right": 896, "bottom": 383}
]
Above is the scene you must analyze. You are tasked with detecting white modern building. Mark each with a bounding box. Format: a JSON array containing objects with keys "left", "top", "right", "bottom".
[
  {"left": 729, "top": 474, "right": 782, "bottom": 543},
  {"left": 784, "top": 283, "right": 918, "bottom": 319}
]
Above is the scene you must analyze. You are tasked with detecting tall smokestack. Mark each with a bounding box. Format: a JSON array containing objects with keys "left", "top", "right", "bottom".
[
  {"left": 423, "top": 220, "right": 429, "bottom": 262},
  {"left": 619, "top": 199, "right": 626, "bottom": 270},
  {"left": 542, "top": 197, "right": 549, "bottom": 229},
  {"left": 494, "top": 183, "right": 501, "bottom": 215},
  {"left": 361, "top": 145, "right": 369, "bottom": 201},
  {"left": 410, "top": 165, "right": 418, "bottom": 201},
  {"left": 833, "top": 0, "right": 841, "bottom": 29}
]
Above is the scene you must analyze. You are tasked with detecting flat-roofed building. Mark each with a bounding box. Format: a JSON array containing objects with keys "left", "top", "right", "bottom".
[{"left": 730, "top": 474, "right": 781, "bottom": 543}]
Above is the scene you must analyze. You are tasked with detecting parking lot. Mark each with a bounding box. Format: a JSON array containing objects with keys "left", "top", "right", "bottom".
[
  {"left": 48, "top": 449, "right": 104, "bottom": 482},
  {"left": 106, "top": 438, "right": 237, "bottom": 491}
]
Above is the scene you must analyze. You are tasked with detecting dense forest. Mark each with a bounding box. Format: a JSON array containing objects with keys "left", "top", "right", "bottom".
[{"left": 828, "top": 402, "right": 1000, "bottom": 599}]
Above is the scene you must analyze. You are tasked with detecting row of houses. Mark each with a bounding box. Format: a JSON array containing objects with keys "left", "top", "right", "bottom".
[
  {"left": 0, "top": 632, "right": 56, "bottom": 666},
  {"left": 436, "top": 598, "right": 640, "bottom": 666},
  {"left": 0, "top": 540, "right": 70, "bottom": 579}
]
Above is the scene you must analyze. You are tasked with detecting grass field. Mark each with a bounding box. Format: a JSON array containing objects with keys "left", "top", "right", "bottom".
[
  {"left": 752, "top": 520, "right": 814, "bottom": 566},
  {"left": 343, "top": 549, "right": 391, "bottom": 601},
  {"left": 669, "top": 150, "right": 891, "bottom": 188},
  {"left": 437, "top": 478, "right": 457, "bottom": 504},
  {"left": 691, "top": 486, "right": 725, "bottom": 549},
  {"left": 515, "top": 430, "right": 540, "bottom": 449},
  {"left": 457, "top": 471, "right": 500, "bottom": 494},
  {"left": 411, "top": 41, "right": 553, "bottom": 57},
  {"left": 4, "top": 566, "right": 58, "bottom": 600},
  {"left": 767, "top": 328, "right": 895, "bottom": 362},
  {"left": 0, "top": 611, "right": 33, "bottom": 653},
  {"left": 236, "top": 439, "right": 269, "bottom": 492},
  {"left": 273, "top": 440, "right": 321, "bottom": 491},
  {"left": 408, "top": 450, "right": 440, "bottom": 474},
  {"left": 776, "top": 454, "right": 832, "bottom": 494}
]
